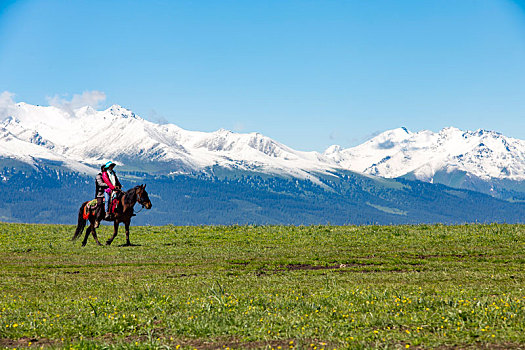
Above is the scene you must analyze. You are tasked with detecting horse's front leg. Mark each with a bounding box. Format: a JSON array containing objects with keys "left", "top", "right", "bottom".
[
  {"left": 106, "top": 220, "right": 119, "bottom": 246},
  {"left": 91, "top": 226, "right": 103, "bottom": 246},
  {"left": 124, "top": 220, "right": 131, "bottom": 246}
]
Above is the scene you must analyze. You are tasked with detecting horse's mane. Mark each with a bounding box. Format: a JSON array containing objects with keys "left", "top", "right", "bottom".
[{"left": 123, "top": 186, "right": 141, "bottom": 206}]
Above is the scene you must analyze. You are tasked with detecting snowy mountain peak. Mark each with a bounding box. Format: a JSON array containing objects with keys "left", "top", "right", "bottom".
[
  {"left": 214, "top": 128, "right": 233, "bottom": 135},
  {"left": 370, "top": 127, "right": 412, "bottom": 143},
  {"left": 469, "top": 128, "right": 502, "bottom": 138},
  {"left": 324, "top": 145, "right": 342, "bottom": 155},
  {"left": 441, "top": 126, "right": 461, "bottom": 132},
  {"left": 106, "top": 104, "right": 137, "bottom": 119},
  {"left": 76, "top": 105, "right": 96, "bottom": 116}
]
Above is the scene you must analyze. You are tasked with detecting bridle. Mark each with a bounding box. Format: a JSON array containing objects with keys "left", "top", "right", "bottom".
[
  {"left": 134, "top": 206, "right": 145, "bottom": 215},
  {"left": 134, "top": 187, "right": 149, "bottom": 213}
]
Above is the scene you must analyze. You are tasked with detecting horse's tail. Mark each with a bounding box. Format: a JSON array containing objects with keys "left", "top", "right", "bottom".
[{"left": 72, "top": 202, "right": 87, "bottom": 241}]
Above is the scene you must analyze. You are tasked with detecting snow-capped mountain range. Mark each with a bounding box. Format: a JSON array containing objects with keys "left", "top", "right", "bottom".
[
  {"left": 324, "top": 126, "right": 525, "bottom": 182},
  {"left": 0, "top": 103, "right": 341, "bottom": 180},
  {"left": 1, "top": 102, "right": 524, "bottom": 193}
]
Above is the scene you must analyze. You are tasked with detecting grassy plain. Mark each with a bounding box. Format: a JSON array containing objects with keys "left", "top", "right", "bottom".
[{"left": 0, "top": 223, "right": 524, "bottom": 349}]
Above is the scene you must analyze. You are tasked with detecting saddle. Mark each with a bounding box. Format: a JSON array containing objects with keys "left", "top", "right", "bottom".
[
  {"left": 83, "top": 199, "right": 98, "bottom": 220},
  {"left": 83, "top": 191, "right": 123, "bottom": 220}
]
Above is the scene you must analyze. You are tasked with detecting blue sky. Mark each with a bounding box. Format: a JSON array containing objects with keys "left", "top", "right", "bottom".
[{"left": 1, "top": 0, "right": 525, "bottom": 151}]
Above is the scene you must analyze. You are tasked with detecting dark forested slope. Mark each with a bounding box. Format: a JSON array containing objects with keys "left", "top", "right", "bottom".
[{"left": 1, "top": 166, "right": 524, "bottom": 225}]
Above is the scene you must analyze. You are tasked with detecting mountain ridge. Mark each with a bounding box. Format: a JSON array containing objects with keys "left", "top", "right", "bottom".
[
  {"left": 1, "top": 101, "right": 524, "bottom": 199},
  {"left": 324, "top": 126, "right": 525, "bottom": 182}
]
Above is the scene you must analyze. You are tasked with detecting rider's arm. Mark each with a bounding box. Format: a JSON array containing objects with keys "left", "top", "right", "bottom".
[{"left": 96, "top": 174, "right": 108, "bottom": 188}]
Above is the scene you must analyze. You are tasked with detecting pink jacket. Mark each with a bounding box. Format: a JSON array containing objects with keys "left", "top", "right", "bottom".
[{"left": 102, "top": 171, "right": 116, "bottom": 193}]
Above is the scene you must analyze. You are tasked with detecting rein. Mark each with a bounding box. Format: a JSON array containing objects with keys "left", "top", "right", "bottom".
[{"left": 133, "top": 206, "right": 145, "bottom": 215}]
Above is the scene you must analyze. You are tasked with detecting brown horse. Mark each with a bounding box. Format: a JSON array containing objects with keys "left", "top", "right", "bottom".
[{"left": 72, "top": 185, "right": 152, "bottom": 246}]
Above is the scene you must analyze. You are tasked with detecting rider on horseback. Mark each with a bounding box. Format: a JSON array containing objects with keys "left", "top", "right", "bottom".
[
  {"left": 94, "top": 165, "right": 108, "bottom": 228},
  {"left": 74, "top": 183, "right": 152, "bottom": 246},
  {"left": 101, "top": 161, "right": 122, "bottom": 220}
]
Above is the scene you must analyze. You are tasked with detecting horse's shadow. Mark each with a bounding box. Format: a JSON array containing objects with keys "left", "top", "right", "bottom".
[{"left": 116, "top": 243, "right": 142, "bottom": 247}]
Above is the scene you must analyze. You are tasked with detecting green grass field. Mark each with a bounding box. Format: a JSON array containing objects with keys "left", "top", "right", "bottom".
[{"left": 0, "top": 223, "right": 524, "bottom": 349}]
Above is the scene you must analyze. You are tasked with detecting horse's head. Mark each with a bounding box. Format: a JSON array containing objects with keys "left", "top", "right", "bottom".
[{"left": 136, "top": 184, "right": 152, "bottom": 209}]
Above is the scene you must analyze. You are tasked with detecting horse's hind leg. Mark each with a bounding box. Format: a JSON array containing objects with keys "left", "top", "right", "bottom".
[
  {"left": 124, "top": 221, "right": 131, "bottom": 246},
  {"left": 82, "top": 225, "right": 92, "bottom": 247}
]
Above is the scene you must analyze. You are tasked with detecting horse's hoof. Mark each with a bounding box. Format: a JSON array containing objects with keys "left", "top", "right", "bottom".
[{"left": 106, "top": 241, "right": 112, "bottom": 246}]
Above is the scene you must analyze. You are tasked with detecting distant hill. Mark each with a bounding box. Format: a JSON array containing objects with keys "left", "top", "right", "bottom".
[{"left": 1, "top": 164, "right": 524, "bottom": 225}]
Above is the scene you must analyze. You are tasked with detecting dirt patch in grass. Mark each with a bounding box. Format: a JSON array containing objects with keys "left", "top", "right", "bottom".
[
  {"left": 0, "top": 336, "right": 321, "bottom": 350},
  {"left": 430, "top": 342, "right": 525, "bottom": 349},
  {"left": 335, "top": 268, "right": 423, "bottom": 274},
  {"left": 98, "top": 334, "right": 336, "bottom": 350},
  {"left": 163, "top": 337, "right": 336, "bottom": 350},
  {"left": 283, "top": 262, "right": 376, "bottom": 271},
  {"left": 252, "top": 262, "right": 425, "bottom": 275},
  {"left": 0, "top": 337, "right": 58, "bottom": 348},
  {"left": 280, "top": 263, "right": 424, "bottom": 274},
  {"left": 255, "top": 263, "right": 353, "bottom": 275},
  {"left": 284, "top": 263, "right": 343, "bottom": 271},
  {"left": 416, "top": 253, "right": 489, "bottom": 260},
  {"left": 166, "top": 273, "right": 197, "bottom": 278}
]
